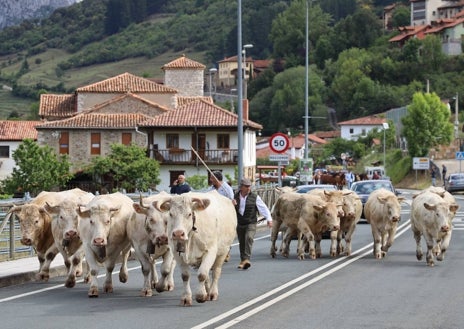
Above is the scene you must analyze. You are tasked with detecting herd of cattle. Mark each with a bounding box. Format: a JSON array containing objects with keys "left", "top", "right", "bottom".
[{"left": 5, "top": 183, "right": 459, "bottom": 305}]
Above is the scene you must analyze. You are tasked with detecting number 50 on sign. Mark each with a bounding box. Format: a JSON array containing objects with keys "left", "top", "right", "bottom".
[{"left": 269, "top": 133, "right": 290, "bottom": 154}]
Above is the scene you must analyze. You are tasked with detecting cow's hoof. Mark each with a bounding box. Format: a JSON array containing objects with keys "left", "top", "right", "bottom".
[
  {"left": 181, "top": 297, "right": 192, "bottom": 306},
  {"left": 88, "top": 287, "right": 99, "bottom": 298},
  {"left": 141, "top": 289, "right": 153, "bottom": 297},
  {"left": 104, "top": 283, "right": 113, "bottom": 293},
  {"left": 209, "top": 292, "right": 218, "bottom": 301},
  {"left": 65, "top": 277, "right": 76, "bottom": 288},
  {"left": 195, "top": 293, "right": 208, "bottom": 303}
]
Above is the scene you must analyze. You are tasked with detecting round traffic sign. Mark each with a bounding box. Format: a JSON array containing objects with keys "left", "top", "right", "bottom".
[{"left": 269, "top": 133, "right": 290, "bottom": 154}]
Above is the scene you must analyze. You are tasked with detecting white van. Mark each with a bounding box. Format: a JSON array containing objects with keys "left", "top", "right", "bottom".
[{"left": 365, "top": 166, "right": 385, "bottom": 179}]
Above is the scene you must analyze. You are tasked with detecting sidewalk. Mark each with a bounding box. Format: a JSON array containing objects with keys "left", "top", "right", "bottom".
[{"left": 0, "top": 253, "right": 67, "bottom": 288}]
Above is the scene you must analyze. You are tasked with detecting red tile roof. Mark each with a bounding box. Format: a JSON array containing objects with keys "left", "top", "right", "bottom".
[
  {"left": 338, "top": 115, "right": 386, "bottom": 126},
  {"left": 76, "top": 72, "right": 177, "bottom": 93},
  {"left": 162, "top": 55, "right": 206, "bottom": 70},
  {"left": 139, "top": 99, "right": 262, "bottom": 129},
  {"left": 39, "top": 94, "right": 77, "bottom": 118},
  {"left": 84, "top": 93, "right": 172, "bottom": 114},
  {"left": 0, "top": 121, "right": 40, "bottom": 140},
  {"left": 35, "top": 113, "right": 153, "bottom": 129},
  {"left": 176, "top": 96, "right": 213, "bottom": 107}
]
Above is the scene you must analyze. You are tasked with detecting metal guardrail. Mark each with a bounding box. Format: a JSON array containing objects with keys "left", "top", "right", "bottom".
[{"left": 0, "top": 200, "right": 34, "bottom": 260}]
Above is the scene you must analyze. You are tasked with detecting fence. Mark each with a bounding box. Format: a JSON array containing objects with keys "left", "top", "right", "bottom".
[
  {"left": 0, "top": 200, "right": 33, "bottom": 261},
  {"left": 0, "top": 186, "right": 279, "bottom": 262}
]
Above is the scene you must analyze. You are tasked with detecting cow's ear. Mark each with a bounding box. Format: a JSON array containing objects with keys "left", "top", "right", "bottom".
[
  {"left": 8, "top": 205, "right": 22, "bottom": 214},
  {"left": 133, "top": 203, "right": 148, "bottom": 214},
  {"left": 423, "top": 202, "right": 437, "bottom": 211},
  {"left": 78, "top": 205, "right": 90, "bottom": 218},
  {"left": 155, "top": 200, "right": 171, "bottom": 212},
  {"left": 192, "top": 198, "right": 210, "bottom": 211},
  {"left": 450, "top": 204, "right": 459, "bottom": 213},
  {"left": 39, "top": 206, "right": 48, "bottom": 215}
]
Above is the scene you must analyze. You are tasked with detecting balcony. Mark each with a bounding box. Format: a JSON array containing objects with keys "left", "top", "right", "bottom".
[{"left": 154, "top": 149, "right": 238, "bottom": 165}]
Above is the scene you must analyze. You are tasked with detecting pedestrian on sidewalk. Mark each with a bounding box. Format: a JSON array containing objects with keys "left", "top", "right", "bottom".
[
  {"left": 431, "top": 166, "right": 437, "bottom": 186},
  {"left": 442, "top": 164, "right": 447, "bottom": 182}
]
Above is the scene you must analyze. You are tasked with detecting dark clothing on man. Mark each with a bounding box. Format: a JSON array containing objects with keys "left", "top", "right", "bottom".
[{"left": 170, "top": 183, "right": 191, "bottom": 194}]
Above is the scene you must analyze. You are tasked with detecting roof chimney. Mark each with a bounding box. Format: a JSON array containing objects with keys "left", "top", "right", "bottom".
[{"left": 242, "top": 99, "right": 249, "bottom": 121}]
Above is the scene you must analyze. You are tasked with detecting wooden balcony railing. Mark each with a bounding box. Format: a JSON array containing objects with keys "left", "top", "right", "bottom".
[{"left": 154, "top": 149, "right": 238, "bottom": 165}]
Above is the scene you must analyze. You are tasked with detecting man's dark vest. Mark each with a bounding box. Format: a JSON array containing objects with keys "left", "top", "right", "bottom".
[{"left": 234, "top": 192, "right": 258, "bottom": 225}]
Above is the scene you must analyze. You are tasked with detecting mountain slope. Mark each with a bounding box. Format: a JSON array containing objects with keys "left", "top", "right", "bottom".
[{"left": 0, "top": 0, "right": 82, "bottom": 30}]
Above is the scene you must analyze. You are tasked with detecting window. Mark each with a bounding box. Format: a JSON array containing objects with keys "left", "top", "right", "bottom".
[
  {"left": 349, "top": 128, "right": 354, "bottom": 134},
  {"left": 361, "top": 129, "right": 366, "bottom": 136},
  {"left": 217, "top": 134, "right": 230, "bottom": 149},
  {"left": 122, "top": 133, "right": 132, "bottom": 145},
  {"left": 0, "top": 146, "right": 9, "bottom": 158},
  {"left": 59, "top": 132, "right": 69, "bottom": 154},
  {"left": 166, "top": 134, "right": 179, "bottom": 148},
  {"left": 91, "top": 133, "right": 101, "bottom": 155}
]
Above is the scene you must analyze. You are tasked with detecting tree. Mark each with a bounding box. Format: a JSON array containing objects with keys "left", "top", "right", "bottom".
[
  {"left": 402, "top": 92, "right": 454, "bottom": 157},
  {"left": 1, "top": 139, "right": 72, "bottom": 196},
  {"left": 85, "top": 143, "right": 160, "bottom": 192}
]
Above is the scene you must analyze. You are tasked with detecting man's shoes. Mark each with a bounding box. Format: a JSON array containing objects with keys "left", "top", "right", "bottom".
[
  {"left": 243, "top": 259, "right": 251, "bottom": 269},
  {"left": 237, "top": 259, "right": 251, "bottom": 270},
  {"left": 224, "top": 251, "right": 230, "bottom": 263}
]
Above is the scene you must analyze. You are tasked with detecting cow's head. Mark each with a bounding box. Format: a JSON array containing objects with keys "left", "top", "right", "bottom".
[
  {"left": 45, "top": 200, "right": 81, "bottom": 246},
  {"left": 377, "top": 195, "right": 402, "bottom": 223},
  {"left": 314, "top": 201, "right": 340, "bottom": 232},
  {"left": 10, "top": 204, "right": 50, "bottom": 246},
  {"left": 155, "top": 195, "right": 211, "bottom": 253}
]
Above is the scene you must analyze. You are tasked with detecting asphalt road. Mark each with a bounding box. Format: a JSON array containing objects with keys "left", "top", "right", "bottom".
[{"left": 2, "top": 189, "right": 464, "bottom": 329}]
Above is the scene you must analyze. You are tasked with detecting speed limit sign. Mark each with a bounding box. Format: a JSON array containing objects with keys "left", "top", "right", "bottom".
[{"left": 269, "top": 133, "right": 290, "bottom": 154}]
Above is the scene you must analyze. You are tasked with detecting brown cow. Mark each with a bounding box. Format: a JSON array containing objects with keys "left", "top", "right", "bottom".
[{"left": 9, "top": 191, "right": 66, "bottom": 281}]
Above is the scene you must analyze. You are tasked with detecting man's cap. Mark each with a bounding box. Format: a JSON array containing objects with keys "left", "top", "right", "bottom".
[
  {"left": 212, "top": 171, "right": 223, "bottom": 181},
  {"left": 240, "top": 178, "right": 252, "bottom": 186}
]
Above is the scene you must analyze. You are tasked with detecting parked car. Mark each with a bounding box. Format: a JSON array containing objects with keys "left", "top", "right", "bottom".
[
  {"left": 296, "top": 184, "right": 337, "bottom": 194},
  {"left": 445, "top": 173, "right": 464, "bottom": 192},
  {"left": 349, "top": 179, "right": 400, "bottom": 221}
]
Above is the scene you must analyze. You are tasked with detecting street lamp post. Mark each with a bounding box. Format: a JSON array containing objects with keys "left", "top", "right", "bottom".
[
  {"left": 242, "top": 44, "right": 253, "bottom": 99},
  {"left": 209, "top": 67, "right": 217, "bottom": 97},
  {"left": 383, "top": 122, "right": 389, "bottom": 175},
  {"left": 237, "top": 0, "right": 244, "bottom": 183},
  {"left": 454, "top": 92, "right": 459, "bottom": 139},
  {"left": 230, "top": 88, "right": 237, "bottom": 113}
]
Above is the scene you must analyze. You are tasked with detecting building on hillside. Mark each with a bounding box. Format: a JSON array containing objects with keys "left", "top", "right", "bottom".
[
  {"left": 0, "top": 121, "right": 40, "bottom": 180},
  {"left": 35, "top": 55, "right": 263, "bottom": 192},
  {"left": 390, "top": 3, "right": 464, "bottom": 54},
  {"left": 217, "top": 55, "right": 254, "bottom": 90},
  {"left": 338, "top": 115, "right": 387, "bottom": 141}
]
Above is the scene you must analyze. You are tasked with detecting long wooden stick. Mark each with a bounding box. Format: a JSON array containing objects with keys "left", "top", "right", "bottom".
[{"left": 190, "top": 146, "right": 219, "bottom": 183}]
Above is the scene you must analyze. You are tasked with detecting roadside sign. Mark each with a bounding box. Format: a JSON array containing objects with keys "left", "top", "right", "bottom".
[
  {"left": 456, "top": 152, "right": 464, "bottom": 160},
  {"left": 269, "top": 133, "right": 290, "bottom": 154},
  {"left": 412, "top": 157, "right": 430, "bottom": 170},
  {"left": 299, "top": 158, "right": 313, "bottom": 183},
  {"left": 269, "top": 154, "right": 289, "bottom": 162}
]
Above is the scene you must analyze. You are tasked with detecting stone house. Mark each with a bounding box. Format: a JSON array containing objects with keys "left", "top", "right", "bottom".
[{"left": 35, "top": 55, "right": 263, "bottom": 192}]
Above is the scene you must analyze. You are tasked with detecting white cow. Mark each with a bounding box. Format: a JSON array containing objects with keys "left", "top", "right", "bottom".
[
  {"left": 411, "top": 190, "right": 458, "bottom": 266},
  {"left": 364, "top": 188, "right": 405, "bottom": 259},
  {"left": 44, "top": 188, "right": 94, "bottom": 288},
  {"left": 9, "top": 191, "right": 63, "bottom": 281},
  {"left": 78, "top": 192, "right": 134, "bottom": 297},
  {"left": 154, "top": 191, "right": 237, "bottom": 306},
  {"left": 130, "top": 192, "right": 176, "bottom": 297},
  {"left": 337, "top": 192, "right": 362, "bottom": 256}
]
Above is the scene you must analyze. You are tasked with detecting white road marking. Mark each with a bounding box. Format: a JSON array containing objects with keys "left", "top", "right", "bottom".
[{"left": 191, "top": 221, "right": 412, "bottom": 329}]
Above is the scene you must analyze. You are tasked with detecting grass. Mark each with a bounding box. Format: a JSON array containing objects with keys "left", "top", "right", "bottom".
[
  {"left": 0, "top": 49, "right": 208, "bottom": 119},
  {"left": 0, "top": 88, "right": 33, "bottom": 119}
]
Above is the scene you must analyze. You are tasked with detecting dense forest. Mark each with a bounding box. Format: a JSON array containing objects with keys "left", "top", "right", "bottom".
[{"left": 1, "top": 0, "right": 463, "bottom": 136}]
